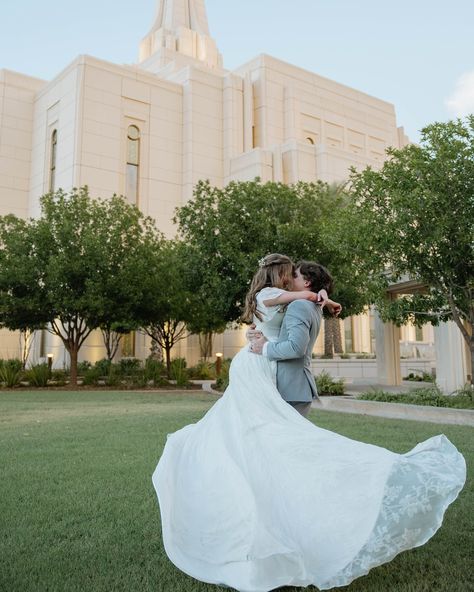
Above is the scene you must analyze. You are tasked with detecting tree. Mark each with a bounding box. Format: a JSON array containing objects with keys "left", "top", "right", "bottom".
[
  {"left": 0, "top": 215, "right": 47, "bottom": 366},
  {"left": 136, "top": 241, "right": 192, "bottom": 376},
  {"left": 179, "top": 243, "right": 230, "bottom": 359},
  {"left": 86, "top": 195, "right": 164, "bottom": 361},
  {"left": 0, "top": 188, "right": 164, "bottom": 385},
  {"left": 175, "top": 179, "right": 371, "bottom": 355},
  {"left": 350, "top": 116, "right": 474, "bottom": 382}
]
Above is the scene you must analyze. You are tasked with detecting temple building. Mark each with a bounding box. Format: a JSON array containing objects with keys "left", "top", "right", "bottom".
[{"left": 0, "top": 0, "right": 470, "bottom": 391}]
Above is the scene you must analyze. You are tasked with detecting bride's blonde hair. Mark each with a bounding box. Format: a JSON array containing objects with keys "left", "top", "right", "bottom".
[{"left": 242, "top": 254, "right": 294, "bottom": 322}]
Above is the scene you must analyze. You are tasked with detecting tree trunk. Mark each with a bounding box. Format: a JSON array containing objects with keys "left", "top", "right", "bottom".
[
  {"left": 324, "top": 317, "right": 343, "bottom": 356},
  {"left": 164, "top": 345, "right": 172, "bottom": 378},
  {"left": 149, "top": 337, "right": 163, "bottom": 361},
  {"left": 324, "top": 318, "right": 333, "bottom": 357},
  {"left": 69, "top": 346, "right": 78, "bottom": 386},
  {"left": 333, "top": 317, "right": 343, "bottom": 354},
  {"left": 103, "top": 328, "right": 113, "bottom": 361},
  {"left": 199, "top": 332, "right": 214, "bottom": 360},
  {"left": 101, "top": 328, "right": 122, "bottom": 362},
  {"left": 19, "top": 329, "right": 34, "bottom": 369}
]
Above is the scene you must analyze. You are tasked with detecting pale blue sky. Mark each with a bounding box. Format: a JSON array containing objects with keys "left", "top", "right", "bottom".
[{"left": 1, "top": 0, "right": 473, "bottom": 142}]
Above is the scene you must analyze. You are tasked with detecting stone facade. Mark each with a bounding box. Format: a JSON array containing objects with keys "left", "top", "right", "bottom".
[{"left": 1, "top": 0, "right": 467, "bottom": 389}]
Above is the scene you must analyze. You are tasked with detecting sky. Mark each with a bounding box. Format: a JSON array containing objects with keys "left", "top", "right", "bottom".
[{"left": 1, "top": 0, "right": 473, "bottom": 142}]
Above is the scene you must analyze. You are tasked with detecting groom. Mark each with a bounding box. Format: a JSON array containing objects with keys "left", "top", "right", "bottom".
[{"left": 249, "top": 261, "right": 340, "bottom": 417}]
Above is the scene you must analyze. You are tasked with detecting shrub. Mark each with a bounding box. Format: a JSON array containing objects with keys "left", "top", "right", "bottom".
[
  {"left": 82, "top": 366, "right": 102, "bottom": 386},
  {"left": 456, "top": 384, "right": 474, "bottom": 401},
  {"left": 94, "top": 359, "right": 112, "bottom": 376},
  {"left": 77, "top": 361, "right": 92, "bottom": 375},
  {"left": 0, "top": 360, "right": 24, "bottom": 388},
  {"left": 25, "top": 364, "right": 50, "bottom": 387},
  {"left": 50, "top": 369, "right": 68, "bottom": 386},
  {"left": 119, "top": 358, "right": 142, "bottom": 376},
  {"left": 215, "top": 359, "right": 231, "bottom": 391},
  {"left": 144, "top": 358, "right": 167, "bottom": 385},
  {"left": 339, "top": 353, "right": 352, "bottom": 359},
  {"left": 0, "top": 359, "right": 23, "bottom": 372},
  {"left": 403, "top": 371, "right": 434, "bottom": 383},
  {"left": 128, "top": 370, "right": 148, "bottom": 389},
  {"left": 315, "top": 370, "right": 345, "bottom": 396},
  {"left": 105, "top": 365, "right": 122, "bottom": 387},
  {"left": 358, "top": 386, "right": 474, "bottom": 409},
  {"left": 188, "top": 360, "right": 216, "bottom": 380},
  {"left": 170, "top": 358, "right": 190, "bottom": 387}
]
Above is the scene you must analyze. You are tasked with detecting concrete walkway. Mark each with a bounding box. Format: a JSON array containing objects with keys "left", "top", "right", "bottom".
[
  {"left": 316, "top": 397, "right": 474, "bottom": 427},
  {"left": 343, "top": 380, "right": 435, "bottom": 396},
  {"left": 200, "top": 380, "right": 473, "bottom": 427}
]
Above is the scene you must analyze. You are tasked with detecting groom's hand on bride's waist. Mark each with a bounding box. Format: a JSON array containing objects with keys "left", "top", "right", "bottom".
[{"left": 249, "top": 335, "right": 268, "bottom": 355}]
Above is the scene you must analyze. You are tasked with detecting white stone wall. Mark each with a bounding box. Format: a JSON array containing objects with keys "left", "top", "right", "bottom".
[
  {"left": 0, "top": 7, "right": 438, "bottom": 372},
  {"left": 0, "top": 71, "right": 45, "bottom": 358},
  {"left": 0, "top": 70, "right": 44, "bottom": 219},
  {"left": 234, "top": 54, "right": 408, "bottom": 185},
  {"left": 28, "top": 59, "right": 84, "bottom": 217},
  {"left": 311, "top": 358, "right": 435, "bottom": 384}
]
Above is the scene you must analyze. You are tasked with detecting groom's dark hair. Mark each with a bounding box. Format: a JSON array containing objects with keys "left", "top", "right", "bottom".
[{"left": 296, "top": 261, "right": 333, "bottom": 295}]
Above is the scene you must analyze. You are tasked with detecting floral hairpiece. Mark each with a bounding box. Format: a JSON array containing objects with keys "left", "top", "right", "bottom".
[{"left": 258, "top": 257, "right": 267, "bottom": 268}]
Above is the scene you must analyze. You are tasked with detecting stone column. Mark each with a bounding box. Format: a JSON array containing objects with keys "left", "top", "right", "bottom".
[
  {"left": 352, "top": 311, "right": 371, "bottom": 353},
  {"left": 243, "top": 73, "right": 254, "bottom": 152},
  {"left": 374, "top": 309, "right": 401, "bottom": 385},
  {"left": 434, "top": 321, "right": 469, "bottom": 393}
]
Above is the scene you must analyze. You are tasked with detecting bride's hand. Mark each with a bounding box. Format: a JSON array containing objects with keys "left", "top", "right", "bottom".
[
  {"left": 316, "top": 289, "right": 328, "bottom": 308},
  {"left": 326, "top": 300, "right": 342, "bottom": 317},
  {"left": 246, "top": 324, "right": 263, "bottom": 342}
]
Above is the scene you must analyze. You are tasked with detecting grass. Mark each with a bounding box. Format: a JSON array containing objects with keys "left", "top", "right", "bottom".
[{"left": 0, "top": 390, "right": 472, "bottom": 592}]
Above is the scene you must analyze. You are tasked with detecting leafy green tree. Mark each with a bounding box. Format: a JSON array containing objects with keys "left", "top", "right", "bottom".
[
  {"left": 0, "top": 188, "right": 165, "bottom": 384},
  {"left": 0, "top": 215, "right": 45, "bottom": 329},
  {"left": 0, "top": 215, "right": 46, "bottom": 368},
  {"left": 175, "top": 179, "right": 370, "bottom": 355},
  {"left": 136, "top": 241, "right": 192, "bottom": 376},
  {"left": 86, "top": 195, "right": 164, "bottom": 361},
  {"left": 179, "top": 243, "right": 229, "bottom": 359},
  {"left": 350, "top": 116, "right": 474, "bottom": 381}
]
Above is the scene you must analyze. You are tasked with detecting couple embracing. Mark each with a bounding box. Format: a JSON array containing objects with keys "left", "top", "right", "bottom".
[
  {"left": 152, "top": 254, "right": 465, "bottom": 592},
  {"left": 243, "top": 254, "right": 341, "bottom": 417}
]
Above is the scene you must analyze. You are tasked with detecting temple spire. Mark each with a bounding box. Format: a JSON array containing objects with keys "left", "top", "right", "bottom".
[
  {"left": 149, "top": 0, "right": 210, "bottom": 36},
  {"left": 139, "top": 0, "right": 222, "bottom": 70}
]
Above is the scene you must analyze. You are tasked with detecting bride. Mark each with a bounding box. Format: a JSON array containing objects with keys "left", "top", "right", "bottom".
[{"left": 152, "top": 254, "right": 466, "bottom": 592}]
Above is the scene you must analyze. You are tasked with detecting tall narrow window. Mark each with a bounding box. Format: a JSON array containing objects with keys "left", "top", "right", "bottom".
[
  {"left": 121, "top": 332, "right": 136, "bottom": 358},
  {"left": 126, "top": 125, "right": 140, "bottom": 205},
  {"left": 49, "top": 129, "right": 57, "bottom": 192}
]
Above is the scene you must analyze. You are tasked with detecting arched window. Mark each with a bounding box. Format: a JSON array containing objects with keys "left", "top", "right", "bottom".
[
  {"left": 126, "top": 125, "right": 140, "bottom": 205},
  {"left": 49, "top": 129, "right": 57, "bottom": 192},
  {"left": 306, "top": 136, "right": 315, "bottom": 145}
]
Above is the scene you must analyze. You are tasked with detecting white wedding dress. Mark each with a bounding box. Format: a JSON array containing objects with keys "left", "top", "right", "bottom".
[{"left": 152, "top": 288, "right": 466, "bottom": 591}]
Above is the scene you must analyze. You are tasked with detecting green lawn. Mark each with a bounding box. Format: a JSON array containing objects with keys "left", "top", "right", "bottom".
[{"left": 0, "top": 391, "right": 472, "bottom": 592}]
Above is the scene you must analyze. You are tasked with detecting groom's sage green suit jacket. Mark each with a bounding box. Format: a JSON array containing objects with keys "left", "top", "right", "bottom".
[{"left": 265, "top": 300, "right": 321, "bottom": 403}]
